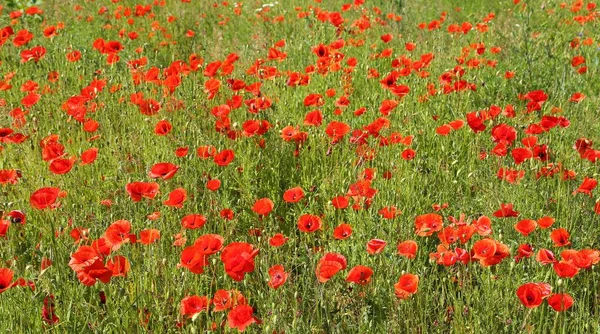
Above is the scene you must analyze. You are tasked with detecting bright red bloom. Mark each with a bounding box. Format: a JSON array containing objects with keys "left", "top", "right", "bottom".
[
  {"left": 221, "top": 242, "right": 259, "bottom": 281},
  {"left": 553, "top": 261, "right": 579, "bottom": 278},
  {"left": 181, "top": 214, "right": 207, "bottom": 229},
  {"left": 367, "top": 239, "right": 387, "bottom": 254},
  {"left": 268, "top": 265, "right": 288, "bottom": 289},
  {"left": 550, "top": 228, "right": 570, "bottom": 247},
  {"left": 163, "top": 188, "right": 187, "bottom": 208},
  {"left": 0, "top": 268, "right": 14, "bottom": 294},
  {"left": 268, "top": 233, "right": 288, "bottom": 247},
  {"left": 514, "top": 219, "right": 537, "bottom": 237},
  {"left": 180, "top": 295, "right": 210, "bottom": 319},
  {"left": 325, "top": 121, "right": 351, "bottom": 142},
  {"left": 48, "top": 157, "right": 75, "bottom": 175},
  {"left": 397, "top": 240, "right": 418, "bottom": 259},
  {"left": 333, "top": 223, "right": 352, "bottom": 240},
  {"left": 106, "top": 255, "right": 130, "bottom": 277},
  {"left": 0, "top": 169, "right": 21, "bottom": 185},
  {"left": 104, "top": 220, "right": 133, "bottom": 250},
  {"left": 30, "top": 187, "right": 62, "bottom": 210},
  {"left": 345, "top": 265, "right": 373, "bottom": 285},
  {"left": 76, "top": 258, "right": 112, "bottom": 286},
  {"left": 537, "top": 216, "right": 554, "bottom": 229},
  {"left": 297, "top": 214, "right": 322, "bottom": 232},
  {"left": 516, "top": 282, "right": 552, "bottom": 308},
  {"left": 148, "top": 162, "right": 179, "bottom": 180},
  {"left": 41, "top": 295, "right": 59, "bottom": 325},
  {"left": 227, "top": 304, "right": 258, "bottom": 332},
  {"left": 252, "top": 198, "right": 274, "bottom": 216},
  {"left": 126, "top": 182, "right": 159, "bottom": 201},
  {"left": 283, "top": 187, "right": 304, "bottom": 203},
  {"left": 493, "top": 203, "right": 519, "bottom": 218},
  {"left": 548, "top": 293, "right": 574, "bottom": 312},
  {"left": 206, "top": 179, "right": 221, "bottom": 191},
  {"left": 394, "top": 274, "right": 419, "bottom": 299},
  {"left": 139, "top": 229, "right": 160, "bottom": 245},
  {"left": 572, "top": 177, "right": 597, "bottom": 196},
  {"left": 316, "top": 252, "right": 347, "bottom": 283},
  {"left": 194, "top": 234, "right": 225, "bottom": 255},
  {"left": 80, "top": 148, "right": 98, "bottom": 165},
  {"left": 414, "top": 213, "right": 443, "bottom": 236},
  {"left": 214, "top": 149, "right": 235, "bottom": 166}
]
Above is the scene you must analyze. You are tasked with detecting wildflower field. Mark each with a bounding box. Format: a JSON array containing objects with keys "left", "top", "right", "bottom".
[{"left": 1, "top": 0, "right": 600, "bottom": 332}]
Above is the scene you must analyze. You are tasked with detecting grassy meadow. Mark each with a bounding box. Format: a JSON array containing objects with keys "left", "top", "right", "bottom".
[{"left": 1, "top": 0, "right": 600, "bottom": 332}]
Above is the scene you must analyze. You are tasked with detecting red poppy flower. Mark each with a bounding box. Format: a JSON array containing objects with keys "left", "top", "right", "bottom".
[
  {"left": 41, "top": 295, "right": 59, "bottom": 325},
  {"left": 537, "top": 216, "right": 554, "bottom": 229},
  {"left": 367, "top": 239, "right": 387, "bottom": 255},
  {"left": 206, "top": 179, "right": 221, "bottom": 191},
  {"left": 493, "top": 203, "right": 519, "bottom": 218},
  {"left": 221, "top": 208, "right": 235, "bottom": 220},
  {"left": 331, "top": 196, "right": 349, "bottom": 209},
  {"left": 154, "top": 120, "right": 172, "bottom": 135},
  {"left": 227, "top": 304, "right": 258, "bottom": 332},
  {"left": 80, "top": 148, "right": 98, "bottom": 165},
  {"left": 283, "top": 187, "right": 304, "bottom": 203},
  {"left": 394, "top": 273, "right": 419, "bottom": 299},
  {"left": 126, "top": 182, "right": 159, "bottom": 201},
  {"left": 333, "top": 223, "right": 352, "bottom": 240},
  {"left": 550, "top": 228, "right": 570, "bottom": 247},
  {"left": 553, "top": 261, "right": 579, "bottom": 278},
  {"left": 414, "top": 213, "right": 443, "bottom": 236},
  {"left": 7, "top": 210, "right": 26, "bottom": 225},
  {"left": 297, "top": 214, "right": 322, "bottom": 233},
  {"left": 472, "top": 238, "right": 497, "bottom": 260},
  {"left": 214, "top": 149, "right": 235, "bottom": 166},
  {"left": 0, "top": 169, "right": 21, "bottom": 185},
  {"left": 49, "top": 157, "right": 75, "bottom": 175},
  {"left": 0, "top": 268, "right": 14, "bottom": 294},
  {"left": 163, "top": 188, "right": 187, "bottom": 208},
  {"left": 252, "top": 198, "right": 274, "bottom": 216},
  {"left": 516, "top": 282, "right": 552, "bottom": 308},
  {"left": 304, "top": 110, "right": 323, "bottom": 126},
  {"left": 148, "top": 162, "right": 179, "bottom": 180},
  {"left": 379, "top": 206, "right": 401, "bottom": 219},
  {"left": 548, "top": 293, "right": 574, "bottom": 312},
  {"left": 139, "top": 229, "right": 160, "bottom": 245},
  {"left": 572, "top": 177, "right": 597, "bottom": 196},
  {"left": 268, "top": 265, "right": 288, "bottom": 289},
  {"left": 182, "top": 214, "right": 207, "bottom": 229},
  {"left": 213, "top": 290, "right": 234, "bottom": 312},
  {"left": 515, "top": 244, "right": 534, "bottom": 262},
  {"left": 30, "top": 187, "right": 62, "bottom": 210},
  {"left": 76, "top": 258, "right": 113, "bottom": 286},
  {"left": 303, "top": 93, "right": 324, "bottom": 107},
  {"left": 514, "top": 219, "right": 537, "bottom": 237},
  {"left": 175, "top": 147, "right": 189, "bottom": 157},
  {"left": 268, "top": 233, "right": 288, "bottom": 247},
  {"left": 220, "top": 242, "right": 259, "bottom": 281},
  {"left": 315, "top": 252, "right": 347, "bottom": 283},
  {"left": 179, "top": 246, "right": 208, "bottom": 274},
  {"left": 194, "top": 234, "right": 225, "bottom": 255},
  {"left": 401, "top": 148, "right": 416, "bottom": 160},
  {"left": 345, "top": 265, "right": 373, "bottom": 285},
  {"left": 197, "top": 145, "right": 217, "bottom": 158},
  {"left": 106, "top": 255, "right": 130, "bottom": 277},
  {"left": 536, "top": 249, "right": 557, "bottom": 265},
  {"left": 397, "top": 240, "right": 418, "bottom": 259},
  {"left": 325, "top": 121, "right": 351, "bottom": 142},
  {"left": 180, "top": 295, "right": 210, "bottom": 319},
  {"left": 104, "top": 220, "right": 132, "bottom": 250}
]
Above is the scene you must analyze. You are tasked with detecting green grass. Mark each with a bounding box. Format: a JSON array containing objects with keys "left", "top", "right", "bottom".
[{"left": 1, "top": 0, "right": 600, "bottom": 332}]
